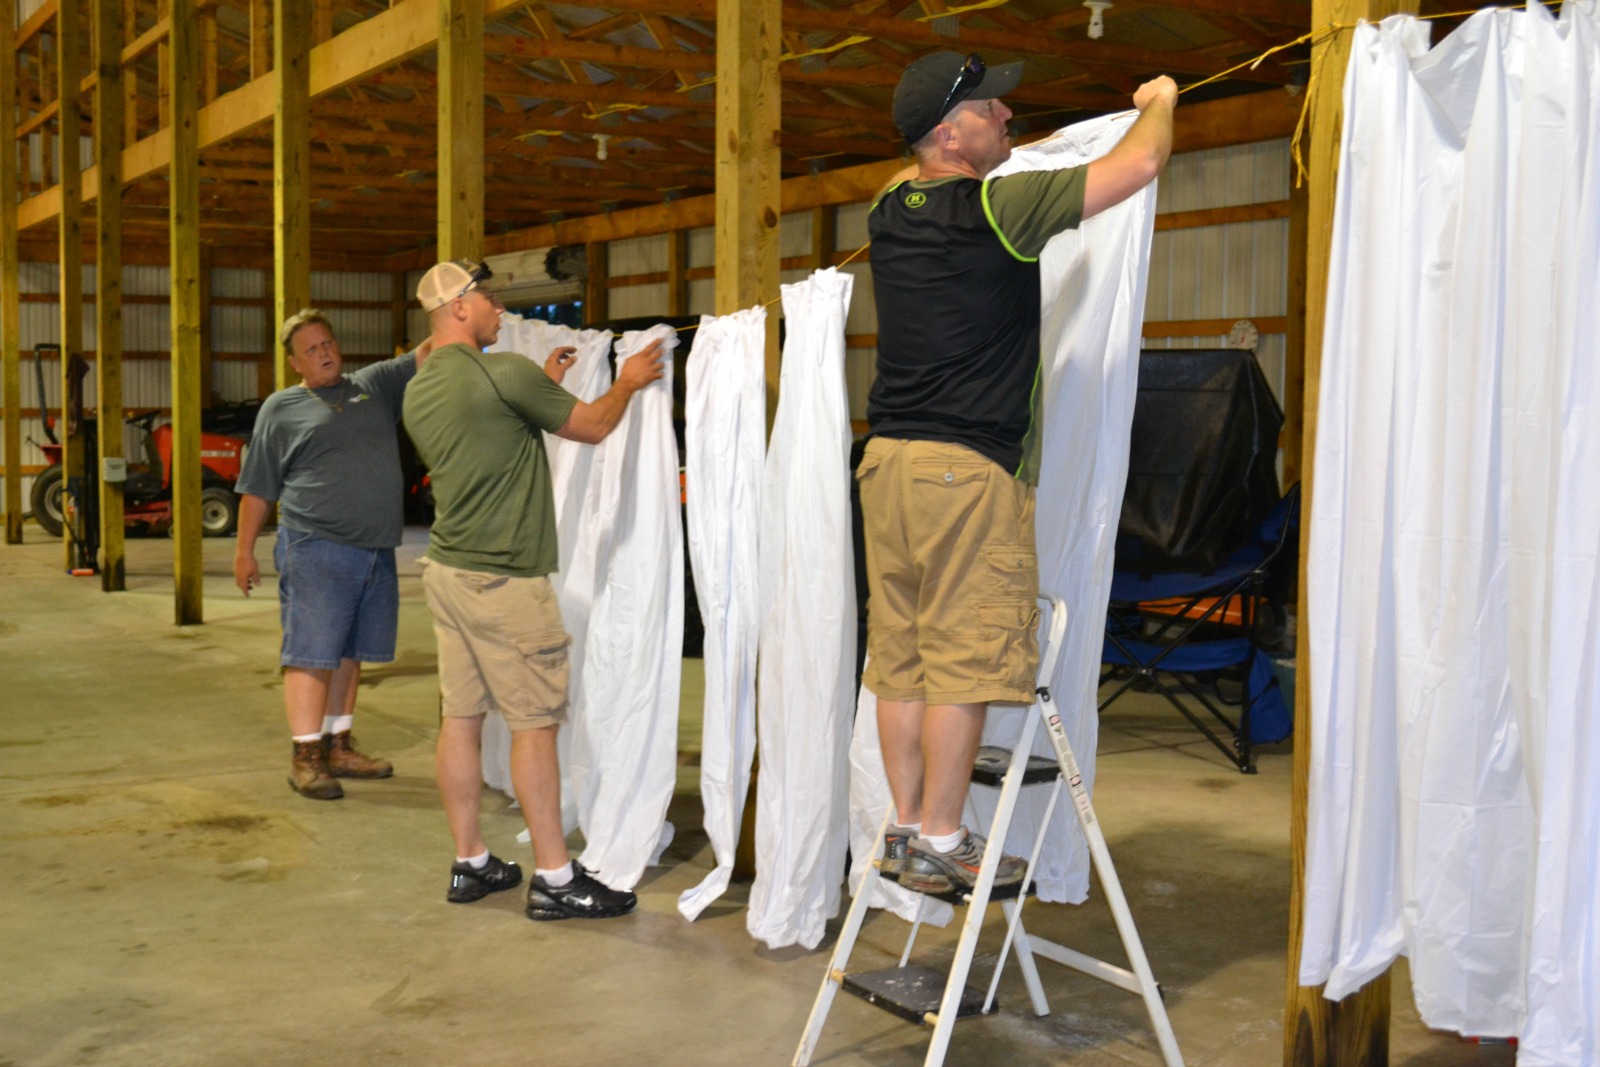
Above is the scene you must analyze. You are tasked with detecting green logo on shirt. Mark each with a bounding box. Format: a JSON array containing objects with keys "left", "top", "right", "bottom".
[{"left": 905, "top": 191, "right": 927, "bottom": 209}]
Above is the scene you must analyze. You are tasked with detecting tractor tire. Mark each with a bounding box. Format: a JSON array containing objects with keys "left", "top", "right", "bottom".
[
  {"left": 200, "top": 487, "right": 239, "bottom": 537},
  {"left": 30, "top": 465, "right": 65, "bottom": 538}
]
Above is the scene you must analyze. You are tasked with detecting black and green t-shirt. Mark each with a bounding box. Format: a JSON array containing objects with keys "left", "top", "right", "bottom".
[{"left": 866, "top": 167, "right": 1085, "bottom": 483}]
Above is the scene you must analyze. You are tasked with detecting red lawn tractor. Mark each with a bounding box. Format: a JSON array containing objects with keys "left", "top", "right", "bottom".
[{"left": 30, "top": 344, "right": 254, "bottom": 542}]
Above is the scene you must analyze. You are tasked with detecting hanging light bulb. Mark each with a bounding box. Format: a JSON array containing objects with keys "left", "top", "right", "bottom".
[{"left": 1083, "top": 0, "right": 1111, "bottom": 40}]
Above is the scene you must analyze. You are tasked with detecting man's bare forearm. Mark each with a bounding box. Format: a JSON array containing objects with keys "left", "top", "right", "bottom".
[
  {"left": 235, "top": 494, "right": 271, "bottom": 557},
  {"left": 555, "top": 379, "right": 642, "bottom": 444}
]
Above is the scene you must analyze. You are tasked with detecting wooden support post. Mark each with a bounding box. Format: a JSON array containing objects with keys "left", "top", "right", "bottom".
[
  {"left": 312, "top": 0, "right": 333, "bottom": 46},
  {"left": 249, "top": 0, "right": 270, "bottom": 81},
  {"left": 391, "top": 271, "right": 409, "bottom": 354},
  {"left": 201, "top": 6, "right": 218, "bottom": 104},
  {"left": 583, "top": 240, "right": 608, "bottom": 325},
  {"left": 437, "top": 0, "right": 483, "bottom": 263},
  {"left": 717, "top": 0, "right": 780, "bottom": 880},
  {"left": 169, "top": 0, "right": 203, "bottom": 625},
  {"left": 1282, "top": 172, "right": 1308, "bottom": 490},
  {"left": 93, "top": 0, "right": 126, "bottom": 591},
  {"left": 1, "top": 0, "right": 21, "bottom": 544},
  {"left": 1284, "top": 3, "right": 1417, "bottom": 1064},
  {"left": 198, "top": 242, "right": 213, "bottom": 407},
  {"left": 58, "top": 0, "right": 88, "bottom": 572},
  {"left": 808, "top": 205, "right": 834, "bottom": 273},
  {"left": 157, "top": 0, "right": 171, "bottom": 131},
  {"left": 274, "top": 0, "right": 310, "bottom": 388},
  {"left": 667, "top": 228, "right": 688, "bottom": 318},
  {"left": 122, "top": 0, "right": 138, "bottom": 145},
  {"left": 715, "top": 0, "right": 782, "bottom": 421}
]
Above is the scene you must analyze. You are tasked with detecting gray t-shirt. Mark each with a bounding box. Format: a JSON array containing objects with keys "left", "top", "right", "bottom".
[{"left": 236, "top": 353, "right": 417, "bottom": 549}]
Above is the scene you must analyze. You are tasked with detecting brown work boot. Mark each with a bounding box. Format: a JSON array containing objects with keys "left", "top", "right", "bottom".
[
  {"left": 324, "top": 731, "right": 393, "bottom": 779},
  {"left": 288, "top": 740, "right": 343, "bottom": 800}
]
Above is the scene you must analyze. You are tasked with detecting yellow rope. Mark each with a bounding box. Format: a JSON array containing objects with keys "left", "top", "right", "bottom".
[
  {"left": 781, "top": 35, "right": 873, "bottom": 64},
  {"left": 915, "top": 0, "right": 1013, "bottom": 23}
]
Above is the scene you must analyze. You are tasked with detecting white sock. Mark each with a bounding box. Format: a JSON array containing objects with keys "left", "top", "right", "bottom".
[
  {"left": 456, "top": 850, "right": 490, "bottom": 869},
  {"left": 922, "top": 828, "right": 965, "bottom": 854},
  {"left": 323, "top": 715, "right": 354, "bottom": 735},
  {"left": 894, "top": 821, "right": 921, "bottom": 835},
  {"left": 291, "top": 732, "right": 323, "bottom": 744},
  {"left": 537, "top": 862, "right": 574, "bottom": 887}
]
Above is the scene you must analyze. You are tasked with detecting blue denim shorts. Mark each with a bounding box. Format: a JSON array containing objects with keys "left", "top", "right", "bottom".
[{"left": 274, "top": 528, "right": 399, "bottom": 670}]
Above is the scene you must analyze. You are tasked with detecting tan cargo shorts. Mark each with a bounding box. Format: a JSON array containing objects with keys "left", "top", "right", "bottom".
[
  {"left": 420, "top": 558, "right": 571, "bottom": 731},
  {"left": 857, "top": 437, "right": 1040, "bottom": 706}
]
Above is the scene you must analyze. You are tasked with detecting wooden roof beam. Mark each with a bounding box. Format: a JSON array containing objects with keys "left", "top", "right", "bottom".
[{"left": 15, "top": 0, "right": 543, "bottom": 232}]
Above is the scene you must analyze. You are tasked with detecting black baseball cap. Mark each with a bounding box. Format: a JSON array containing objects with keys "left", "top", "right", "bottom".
[{"left": 893, "top": 51, "right": 1023, "bottom": 144}]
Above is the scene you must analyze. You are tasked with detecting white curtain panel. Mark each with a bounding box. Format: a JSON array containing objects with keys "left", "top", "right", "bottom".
[
  {"left": 480, "top": 316, "right": 614, "bottom": 836},
  {"left": 1300, "top": 7, "right": 1600, "bottom": 1059},
  {"left": 747, "top": 269, "right": 857, "bottom": 950},
  {"left": 678, "top": 307, "right": 767, "bottom": 921},
  {"left": 572, "top": 326, "right": 685, "bottom": 890},
  {"left": 843, "top": 110, "right": 1155, "bottom": 910}
]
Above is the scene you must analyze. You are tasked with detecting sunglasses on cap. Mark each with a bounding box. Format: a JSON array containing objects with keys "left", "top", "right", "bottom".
[
  {"left": 451, "top": 261, "right": 495, "bottom": 303},
  {"left": 937, "top": 54, "right": 987, "bottom": 123}
]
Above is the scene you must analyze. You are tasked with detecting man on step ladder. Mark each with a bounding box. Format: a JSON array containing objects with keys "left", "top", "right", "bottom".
[{"left": 861, "top": 50, "right": 1177, "bottom": 894}]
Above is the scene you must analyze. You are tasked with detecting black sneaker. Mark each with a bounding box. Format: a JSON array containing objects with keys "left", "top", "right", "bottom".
[
  {"left": 526, "top": 863, "right": 637, "bottom": 921},
  {"left": 446, "top": 853, "right": 523, "bottom": 904},
  {"left": 901, "top": 828, "right": 1026, "bottom": 895},
  {"left": 880, "top": 824, "right": 915, "bottom": 877}
]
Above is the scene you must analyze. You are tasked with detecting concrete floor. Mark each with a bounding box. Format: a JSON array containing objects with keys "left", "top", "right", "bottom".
[{"left": 1, "top": 528, "right": 1516, "bottom": 1067}]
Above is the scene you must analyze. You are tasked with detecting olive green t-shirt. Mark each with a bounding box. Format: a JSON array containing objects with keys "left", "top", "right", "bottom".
[{"left": 401, "top": 343, "right": 579, "bottom": 577}]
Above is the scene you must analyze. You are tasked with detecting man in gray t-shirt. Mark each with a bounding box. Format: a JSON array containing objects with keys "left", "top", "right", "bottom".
[{"left": 234, "top": 309, "right": 430, "bottom": 801}]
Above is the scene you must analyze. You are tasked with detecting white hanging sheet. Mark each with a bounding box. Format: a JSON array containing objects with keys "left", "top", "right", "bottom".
[
  {"left": 480, "top": 316, "right": 614, "bottom": 836},
  {"left": 844, "top": 111, "right": 1156, "bottom": 909},
  {"left": 571, "top": 326, "right": 685, "bottom": 890},
  {"left": 747, "top": 269, "right": 857, "bottom": 950},
  {"left": 677, "top": 307, "right": 767, "bottom": 921},
  {"left": 1300, "top": 7, "right": 1600, "bottom": 1059}
]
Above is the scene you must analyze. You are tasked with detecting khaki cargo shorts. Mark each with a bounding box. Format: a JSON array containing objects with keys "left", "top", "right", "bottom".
[
  {"left": 420, "top": 559, "right": 571, "bottom": 731},
  {"left": 857, "top": 437, "right": 1040, "bottom": 706}
]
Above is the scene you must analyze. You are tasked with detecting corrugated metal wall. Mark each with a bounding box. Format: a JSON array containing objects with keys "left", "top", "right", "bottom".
[{"left": 1147, "top": 138, "right": 1291, "bottom": 404}]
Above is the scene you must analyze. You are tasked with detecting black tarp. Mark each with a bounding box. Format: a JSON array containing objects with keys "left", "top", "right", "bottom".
[{"left": 1116, "top": 348, "right": 1283, "bottom": 573}]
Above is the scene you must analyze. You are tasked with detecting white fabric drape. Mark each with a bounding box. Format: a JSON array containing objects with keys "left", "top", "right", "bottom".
[
  {"left": 747, "top": 269, "right": 857, "bottom": 950},
  {"left": 1300, "top": 7, "right": 1600, "bottom": 1060},
  {"left": 844, "top": 111, "right": 1156, "bottom": 908},
  {"left": 678, "top": 307, "right": 767, "bottom": 921},
  {"left": 482, "top": 317, "right": 614, "bottom": 836},
  {"left": 572, "top": 326, "right": 685, "bottom": 890}
]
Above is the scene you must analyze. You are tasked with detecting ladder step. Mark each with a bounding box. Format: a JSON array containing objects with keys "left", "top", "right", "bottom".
[
  {"left": 840, "top": 966, "right": 998, "bottom": 1026},
  {"left": 971, "top": 745, "right": 1060, "bottom": 787},
  {"left": 879, "top": 868, "right": 1036, "bottom": 906}
]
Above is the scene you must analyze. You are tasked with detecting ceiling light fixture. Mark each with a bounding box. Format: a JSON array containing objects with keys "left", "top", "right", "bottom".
[
  {"left": 594, "top": 133, "right": 611, "bottom": 161},
  {"left": 1083, "top": 0, "right": 1111, "bottom": 40}
]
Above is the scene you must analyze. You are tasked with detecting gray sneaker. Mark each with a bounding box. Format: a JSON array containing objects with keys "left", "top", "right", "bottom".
[
  {"left": 901, "top": 828, "right": 1026, "bottom": 895},
  {"left": 880, "top": 824, "right": 915, "bottom": 876}
]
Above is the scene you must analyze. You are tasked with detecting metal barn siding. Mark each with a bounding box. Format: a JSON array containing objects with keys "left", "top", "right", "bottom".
[
  {"left": 609, "top": 234, "right": 667, "bottom": 276},
  {"left": 312, "top": 272, "right": 393, "bottom": 357}
]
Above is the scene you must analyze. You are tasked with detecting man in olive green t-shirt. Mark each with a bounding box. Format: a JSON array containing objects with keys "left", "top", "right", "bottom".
[{"left": 403, "top": 259, "right": 663, "bottom": 921}]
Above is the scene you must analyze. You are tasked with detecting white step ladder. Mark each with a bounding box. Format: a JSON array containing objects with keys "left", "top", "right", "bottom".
[{"left": 793, "top": 597, "right": 1185, "bottom": 1067}]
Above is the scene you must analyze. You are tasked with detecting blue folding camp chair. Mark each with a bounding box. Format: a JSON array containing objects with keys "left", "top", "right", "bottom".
[{"left": 1099, "top": 485, "right": 1299, "bottom": 773}]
